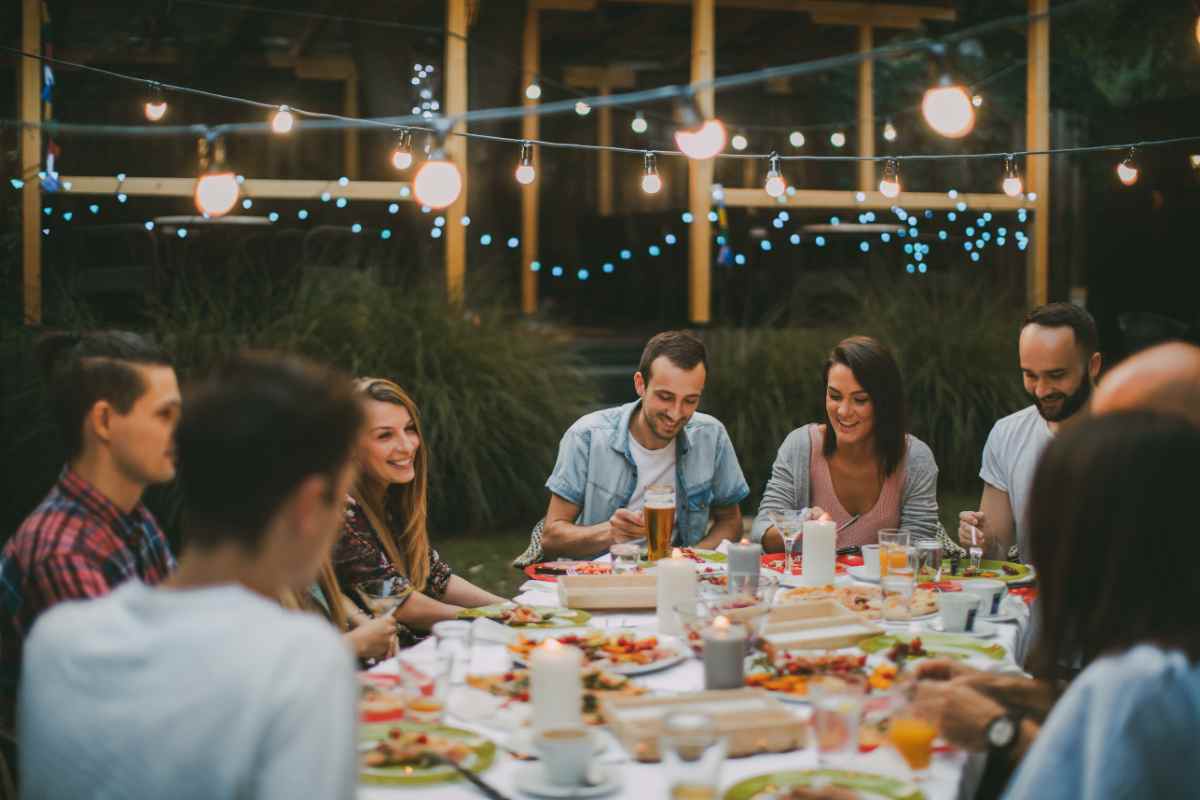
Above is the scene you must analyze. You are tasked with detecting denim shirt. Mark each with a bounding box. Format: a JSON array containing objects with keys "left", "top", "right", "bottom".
[{"left": 545, "top": 400, "right": 749, "bottom": 554}]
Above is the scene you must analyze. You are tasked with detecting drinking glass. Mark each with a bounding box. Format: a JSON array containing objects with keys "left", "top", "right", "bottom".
[
  {"left": 355, "top": 577, "right": 405, "bottom": 618},
  {"left": 768, "top": 510, "right": 807, "bottom": 578},
  {"left": 645, "top": 485, "right": 677, "bottom": 561},
  {"left": 432, "top": 619, "right": 473, "bottom": 685},
  {"left": 887, "top": 702, "right": 938, "bottom": 781},
  {"left": 915, "top": 540, "right": 943, "bottom": 583},
  {"left": 610, "top": 542, "right": 641, "bottom": 574},
  {"left": 661, "top": 711, "right": 727, "bottom": 800},
  {"left": 877, "top": 529, "right": 911, "bottom": 578},
  {"left": 962, "top": 520, "right": 984, "bottom": 572},
  {"left": 809, "top": 675, "right": 867, "bottom": 767},
  {"left": 881, "top": 574, "right": 915, "bottom": 622}
]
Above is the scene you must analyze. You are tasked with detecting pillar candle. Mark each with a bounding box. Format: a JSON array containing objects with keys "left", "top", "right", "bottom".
[
  {"left": 800, "top": 519, "right": 836, "bottom": 586},
  {"left": 702, "top": 616, "right": 747, "bottom": 690},
  {"left": 530, "top": 639, "right": 584, "bottom": 730},
  {"left": 726, "top": 538, "right": 762, "bottom": 593},
  {"left": 656, "top": 548, "right": 698, "bottom": 636}
]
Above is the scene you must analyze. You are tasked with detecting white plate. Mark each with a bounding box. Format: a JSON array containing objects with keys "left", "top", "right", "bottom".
[
  {"left": 512, "top": 634, "right": 690, "bottom": 677},
  {"left": 925, "top": 618, "right": 999, "bottom": 638},
  {"left": 846, "top": 565, "right": 881, "bottom": 583},
  {"left": 513, "top": 763, "right": 621, "bottom": 798}
]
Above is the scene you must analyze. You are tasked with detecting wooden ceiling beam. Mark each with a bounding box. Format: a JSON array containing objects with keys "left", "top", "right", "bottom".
[
  {"left": 562, "top": 65, "right": 638, "bottom": 89},
  {"left": 596, "top": 0, "right": 954, "bottom": 28}
]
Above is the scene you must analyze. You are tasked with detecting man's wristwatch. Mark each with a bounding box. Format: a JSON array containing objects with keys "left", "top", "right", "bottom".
[{"left": 985, "top": 712, "right": 1023, "bottom": 753}]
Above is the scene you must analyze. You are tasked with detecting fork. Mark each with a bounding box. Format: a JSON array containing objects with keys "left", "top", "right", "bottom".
[{"left": 422, "top": 751, "right": 512, "bottom": 800}]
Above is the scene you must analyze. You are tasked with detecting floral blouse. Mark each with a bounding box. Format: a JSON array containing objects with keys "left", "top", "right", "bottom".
[{"left": 333, "top": 496, "right": 454, "bottom": 646}]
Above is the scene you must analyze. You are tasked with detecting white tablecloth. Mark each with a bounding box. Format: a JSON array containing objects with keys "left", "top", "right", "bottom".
[{"left": 360, "top": 576, "right": 1029, "bottom": 800}]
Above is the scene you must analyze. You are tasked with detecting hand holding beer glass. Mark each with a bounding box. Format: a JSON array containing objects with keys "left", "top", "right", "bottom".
[{"left": 644, "top": 484, "right": 676, "bottom": 561}]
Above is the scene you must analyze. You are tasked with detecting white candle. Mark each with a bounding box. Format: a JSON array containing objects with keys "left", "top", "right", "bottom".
[
  {"left": 530, "top": 639, "right": 583, "bottom": 730},
  {"left": 800, "top": 519, "right": 836, "bottom": 586},
  {"left": 656, "top": 547, "right": 698, "bottom": 636},
  {"left": 702, "top": 615, "right": 747, "bottom": 690},
  {"left": 726, "top": 538, "right": 762, "bottom": 592}
]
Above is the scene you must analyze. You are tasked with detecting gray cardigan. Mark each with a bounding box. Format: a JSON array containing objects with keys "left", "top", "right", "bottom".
[{"left": 749, "top": 423, "right": 940, "bottom": 544}]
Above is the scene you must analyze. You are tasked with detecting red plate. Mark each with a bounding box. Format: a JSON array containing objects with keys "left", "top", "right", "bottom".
[
  {"left": 917, "top": 581, "right": 962, "bottom": 592},
  {"left": 761, "top": 553, "right": 854, "bottom": 576},
  {"left": 1009, "top": 586, "right": 1038, "bottom": 606},
  {"left": 523, "top": 562, "right": 613, "bottom": 583}
]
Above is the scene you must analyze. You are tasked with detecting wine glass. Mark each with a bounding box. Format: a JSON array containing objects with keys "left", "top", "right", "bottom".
[
  {"left": 767, "top": 510, "right": 806, "bottom": 578},
  {"left": 355, "top": 577, "right": 405, "bottom": 618}
]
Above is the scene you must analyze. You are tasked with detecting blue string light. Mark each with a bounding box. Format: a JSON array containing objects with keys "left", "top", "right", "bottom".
[
  {"left": 530, "top": 260, "right": 541, "bottom": 272},
  {"left": 480, "top": 234, "right": 492, "bottom": 245},
  {"left": 665, "top": 234, "right": 677, "bottom": 245},
  {"left": 966, "top": 227, "right": 975, "bottom": 236},
  {"left": 577, "top": 268, "right": 589, "bottom": 280},
  {"left": 461, "top": 216, "right": 472, "bottom": 226},
  {"left": 551, "top": 265, "right": 563, "bottom": 277},
  {"left": 144, "top": 221, "right": 154, "bottom": 230},
  {"left": 907, "top": 264, "right": 916, "bottom": 273},
  {"left": 772, "top": 219, "right": 784, "bottom": 229},
  {"left": 908, "top": 227, "right": 918, "bottom": 237},
  {"left": 507, "top": 236, "right": 519, "bottom": 248},
  {"left": 707, "top": 211, "right": 718, "bottom": 222},
  {"left": 620, "top": 249, "right": 632, "bottom": 260},
  {"left": 681, "top": 212, "right": 694, "bottom": 223},
  {"left": 88, "top": 204, "right": 99, "bottom": 214},
  {"left": 241, "top": 198, "right": 252, "bottom": 209},
  {"left": 388, "top": 203, "right": 399, "bottom": 214},
  {"left": 10, "top": 179, "right": 24, "bottom": 189},
  {"left": 918, "top": 263, "right": 927, "bottom": 273},
  {"left": 716, "top": 235, "right": 727, "bottom": 246},
  {"left": 335, "top": 197, "right": 348, "bottom": 208},
  {"left": 938, "top": 230, "right": 948, "bottom": 240},
  {"left": 298, "top": 209, "right": 309, "bottom": 219},
  {"left": 381, "top": 229, "right": 392, "bottom": 239},
  {"left": 830, "top": 216, "right": 840, "bottom": 226},
  {"left": 176, "top": 227, "right": 188, "bottom": 238},
  {"left": 881, "top": 232, "right": 891, "bottom": 243},
  {"left": 602, "top": 262, "right": 614, "bottom": 273},
  {"left": 434, "top": 215, "right": 446, "bottom": 228},
  {"left": 859, "top": 241, "right": 869, "bottom": 253},
  {"left": 790, "top": 234, "right": 801, "bottom": 245},
  {"left": 61, "top": 211, "right": 72, "bottom": 221},
  {"left": 947, "top": 212, "right": 957, "bottom": 222},
  {"left": 964, "top": 242, "right": 973, "bottom": 251},
  {"left": 431, "top": 227, "right": 442, "bottom": 238},
  {"left": 761, "top": 240, "right": 772, "bottom": 252},
  {"left": 648, "top": 245, "right": 661, "bottom": 256},
  {"left": 351, "top": 222, "right": 362, "bottom": 233},
  {"left": 338, "top": 176, "right": 349, "bottom": 187},
  {"left": 734, "top": 253, "right": 746, "bottom": 265},
  {"left": 268, "top": 211, "right": 279, "bottom": 222},
  {"left": 956, "top": 201, "right": 968, "bottom": 212},
  {"left": 815, "top": 236, "right": 826, "bottom": 247},
  {"left": 779, "top": 211, "right": 790, "bottom": 222},
  {"left": 117, "top": 193, "right": 128, "bottom": 203}
]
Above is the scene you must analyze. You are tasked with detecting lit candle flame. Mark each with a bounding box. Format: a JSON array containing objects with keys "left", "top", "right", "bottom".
[
  {"left": 739, "top": 538, "right": 749, "bottom": 545},
  {"left": 714, "top": 615, "right": 730, "bottom": 629},
  {"left": 542, "top": 638, "right": 562, "bottom": 652},
  {"left": 672, "top": 547, "right": 683, "bottom": 559}
]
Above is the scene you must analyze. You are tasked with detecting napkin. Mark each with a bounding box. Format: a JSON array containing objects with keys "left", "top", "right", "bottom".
[{"left": 470, "top": 616, "right": 517, "bottom": 645}]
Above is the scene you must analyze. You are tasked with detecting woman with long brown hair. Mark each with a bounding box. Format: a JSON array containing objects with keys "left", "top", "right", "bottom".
[{"left": 333, "top": 378, "right": 505, "bottom": 646}]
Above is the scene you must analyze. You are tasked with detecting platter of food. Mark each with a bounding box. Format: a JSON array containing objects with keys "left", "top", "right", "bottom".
[
  {"left": 457, "top": 603, "right": 592, "bottom": 628},
  {"left": 359, "top": 723, "right": 496, "bottom": 785},
  {"left": 508, "top": 631, "right": 689, "bottom": 675}
]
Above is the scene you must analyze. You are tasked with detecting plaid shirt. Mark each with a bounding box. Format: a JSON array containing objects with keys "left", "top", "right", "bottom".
[{"left": 0, "top": 467, "right": 176, "bottom": 725}]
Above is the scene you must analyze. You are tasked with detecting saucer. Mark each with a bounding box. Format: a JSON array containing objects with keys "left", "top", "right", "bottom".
[
  {"left": 513, "top": 763, "right": 621, "bottom": 798},
  {"left": 926, "top": 618, "right": 999, "bottom": 638},
  {"left": 507, "top": 728, "right": 607, "bottom": 758},
  {"left": 846, "top": 565, "right": 881, "bottom": 583}
]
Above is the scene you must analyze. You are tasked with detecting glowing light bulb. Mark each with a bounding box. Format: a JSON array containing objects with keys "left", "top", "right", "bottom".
[
  {"left": 674, "top": 118, "right": 727, "bottom": 160},
  {"left": 1190, "top": 154, "right": 1200, "bottom": 169},
  {"left": 641, "top": 152, "right": 662, "bottom": 194},
  {"left": 515, "top": 142, "right": 536, "bottom": 185},
  {"left": 763, "top": 153, "right": 786, "bottom": 198},
  {"left": 922, "top": 80, "right": 975, "bottom": 138},
  {"left": 830, "top": 131, "right": 846, "bottom": 148},
  {"left": 195, "top": 170, "right": 239, "bottom": 217},
  {"left": 882, "top": 121, "right": 898, "bottom": 142},
  {"left": 878, "top": 159, "right": 901, "bottom": 199},
  {"left": 631, "top": 112, "right": 648, "bottom": 134},
  {"left": 789, "top": 130, "right": 805, "bottom": 148},
  {"left": 525, "top": 82, "right": 542, "bottom": 100},
  {"left": 575, "top": 100, "right": 591, "bottom": 116},
  {"left": 1002, "top": 157, "right": 1023, "bottom": 197},
  {"left": 390, "top": 130, "right": 414, "bottom": 170},
  {"left": 144, "top": 84, "right": 167, "bottom": 122},
  {"left": 1117, "top": 152, "right": 1139, "bottom": 186},
  {"left": 271, "top": 105, "right": 295, "bottom": 134},
  {"left": 413, "top": 153, "right": 463, "bottom": 209},
  {"left": 731, "top": 133, "right": 748, "bottom": 151},
  {"left": 972, "top": 94, "right": 984, "bottom": 108}
]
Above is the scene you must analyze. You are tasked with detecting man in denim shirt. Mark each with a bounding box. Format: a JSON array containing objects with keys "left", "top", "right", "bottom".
[{"left": 541, "top": 331, "right": 749, "bottom": 559}]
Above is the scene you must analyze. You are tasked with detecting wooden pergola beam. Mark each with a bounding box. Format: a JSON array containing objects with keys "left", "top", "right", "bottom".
[
  {"left": 21, "top": 0, "right": 41, "bottom": 326},
  {"left": 599, "top": 0, "right": 955, "bottom": 28},
  {"left": 521, "top": 1, "right": 541, "bottom": 315},
  {"left": 57, "top": 176, "right": 412, "bottom": 201},
  {"left": 445, "top": 0, "right": 469, "bottom": 307},
  {"left": 1026, "top": 0, "right": 1050, "bottom": 308},
  {"left": 856, "top": 25, "right": 874, "bottom": 192},
  {"left": 722, "top": 188, "right": 1037, "bottom": 212},
  {"left": 688, "top": 0, "right": 715, "bottom": 324}
]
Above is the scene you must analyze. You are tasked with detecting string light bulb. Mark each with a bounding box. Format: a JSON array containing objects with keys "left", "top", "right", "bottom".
[
  {"left": 830, "top": 131, "right": 846, "bottom": 148},
  {"left": 789, "top": 130, "right": 805, "bottom": 148},
  {"left": 1117, "top": 148, "right": 1139, "bottom": 186},
  {"left": 731, "top": 133, "right": 748, "bottom": 151},
  {"left": 922, "top": 76, "right": 975, "bottom": 139},
  {"left": 525, "top": 81, "right": 542, "bottom": 100},
  {"left": 631, "top": 112, "right": 648, "bottom": 134},
  {"left": 414, "top": 149, "right": 463, "bottom": 209},
  {"left": 390, "top": 129, "right": 414, "bottom": 171},
  {"left": 575, "top": 100, "right": 591, "bottom": 116},
  {"left": 193, "top": 137, "right": 239, "bottom": 218},
  {"left": 270, "top": 105, "right": 295, "bottom": 134},
  {"left": 1002, "top": 156, "right": 1024, "bottom": 197},
  {"left": 144, "top": 83, "right": 167, "bottom": 122},
  {"left": 764, "top": 153, "right": 786, "bottom": 198},
  {"left": 641, "top": 152, "right": 662, "bottom": 195},
  {"left": 882, "top": 121, "right": 898, "bottom": 142},
  {"left": 515, "top": 141, "right": 536, "bottom": 185},
  {"left": 878, "top": 159, "right": 901, "bottom": 199},
  {"left": 673, "top": 96, "right": 726, "bottom": 160}
]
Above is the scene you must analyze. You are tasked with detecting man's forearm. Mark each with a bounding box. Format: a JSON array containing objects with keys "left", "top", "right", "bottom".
[
  {"left": 541, "top": 519, "right": 613, "bottom": 558},
  {"left": 697, "top": 509, "right": 743, "bottom": 549}
]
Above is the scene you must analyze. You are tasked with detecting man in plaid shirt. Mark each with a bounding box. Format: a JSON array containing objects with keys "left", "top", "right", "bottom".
[{"left": 0, "top": 331, "right": 180, "bottom": 727}]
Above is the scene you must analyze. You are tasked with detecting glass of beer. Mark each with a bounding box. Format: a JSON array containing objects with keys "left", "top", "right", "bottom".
[{"left": 644, "top": 484, "right": 676, "bottom": 561}]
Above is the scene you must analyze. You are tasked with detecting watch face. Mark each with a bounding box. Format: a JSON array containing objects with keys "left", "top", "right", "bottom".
[{"left": 988, "top": 716, "right": 1016, "bottom": 748}]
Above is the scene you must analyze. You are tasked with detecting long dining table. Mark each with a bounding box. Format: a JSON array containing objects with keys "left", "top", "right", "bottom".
[{"left": 361, "top": 560, "right": 1031, "bottom": 800}]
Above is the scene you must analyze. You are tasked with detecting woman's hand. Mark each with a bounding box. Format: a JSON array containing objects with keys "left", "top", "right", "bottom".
[{"left": 345, "top": 615, "right": 399, "bottom": 660}]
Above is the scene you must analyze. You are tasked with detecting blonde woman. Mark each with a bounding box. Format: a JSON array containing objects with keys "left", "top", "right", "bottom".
[
  {"left": 282, "top": 561, "right": 398, "bottom": 660},
  {"left": 333, "top": 378, "right": 505, "bottom": 646}
]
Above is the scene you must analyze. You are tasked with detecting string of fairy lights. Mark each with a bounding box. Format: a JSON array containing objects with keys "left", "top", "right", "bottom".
[{"left": 5, "top": 2, "right": 1200, "bottom": 248}]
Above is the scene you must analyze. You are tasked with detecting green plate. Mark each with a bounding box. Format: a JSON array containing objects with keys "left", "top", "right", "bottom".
[
  {"left": 724, "top": 769, "right": 923, "bottom": 800},
  {"left": 639, "top": 548, "right": 728, "bottom": 566},
  {"left": 940, "top": 558, "right": 1034, "bottom": 584},
  {"left": 858, "top": 632, "right": 1007, "bottom": 662},
  {"left": 359, "top": 723, "right": 496, "bottom": 786},
  {"left": 457, "top": 604, "right": 592, "bottom": 628}
]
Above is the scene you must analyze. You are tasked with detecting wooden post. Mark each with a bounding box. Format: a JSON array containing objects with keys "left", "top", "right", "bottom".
[
  {"left": 597, "top": 81, "right": 613, "bottom": 216},
  {"left": 520, "top": 1, "right": 540, "bottom": 315},
  {"left": 687, "top": 0, "right": 715, "bottom": 325},
  {"left": 343, "top": 75, "right": 360, "bottom": 180},
  {"left": 856, "top": 25, "right": 875, "bottom": 192},
  {"left": 445, "top": 0, "right": 468, "bottom": 306},
  {"left": 1026, "top": 0, "right": 1050, "bottom": 307},
  {"left": 21, "top": 0, "right": 41, "bottom": 326}
]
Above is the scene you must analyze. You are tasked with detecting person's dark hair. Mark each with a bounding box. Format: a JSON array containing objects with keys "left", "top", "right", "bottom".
[
  {"left": 1022, "top": 302, "right": 1099, "bottom": 357},
  {"left": 1027, "top": 411, "right": 1200, "bottom": 684},
  {"left": 175, "top": 352, "right": 364, "bottom": 551},
  {"left": 822, "top": 336, "right": 908, "bottom": 476},
  {"left": 637, "top": 331, "right": 707, "bottom": 383},
  {"left": 34, "top": 330, "right": 172, "bottom": 459}
]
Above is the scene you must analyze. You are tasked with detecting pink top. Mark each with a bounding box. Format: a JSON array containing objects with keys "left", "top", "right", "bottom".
[{"left": 808, "top": 425, "right": 905, "bottom": 548}]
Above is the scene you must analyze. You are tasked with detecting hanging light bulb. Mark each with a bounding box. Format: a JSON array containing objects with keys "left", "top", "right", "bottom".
[
  {"left": 193, "top": 137, "right": 239, "bottom": 217},
  {"left": 788, "top": 130, "right": 805, "bottom": 148},
  {"left": 270, "top": 105, "right": 295, "bottom": 134},
  {"left": 390, "top": 129, "right": 414, "bottom": 170},
  {"left": 878, "top": 159, "right": 901, "bottom": 199},
  {"left": 631, "top": 112, "right": 648, "bottom": 134},
  {"left": 882, "top": 121, "right": 898, "bottom": 142},
  {"left": 413, "top": 145, "right": 463, "bottom": 209},
  {"left": 971, "top": 94, "right": 984, "bottom": 108},
  {"left": 575, "top": 100, "right": 591, "bottom": 116},
  {"left": 830, "top": 131, "right": 847, "bottom": 148},
  {"left": 1002, "top": 156, "right": 1024, "bottom": 197},
  {"left": 641, "top": 152, "right": 662, "bottom": 195},
  {"left": 144, "top": 83, "right": 167, "bottom": 122},
  {"left": 1189, "top": 154, "right": 1200, "bottom": 170},
  {"left": 515, "top": 141, "right": 536, "bottom": 185},
  {"left": 922, "top": 76, "right": 975, "bottom": 138},
  {"left": 1116, "top": 148, "right": 1139, "bottom": 186},
  {"left": 764, "top": 152, "right": 786, "bottom": 198},
  {"left": 731, "top": 133, "right": 749, "bottom": 151},
  {"left": 525, "top": 81, "right": 542, "bottom": 100},
  {"left": 673, "top": 96, "right": 726, "bottom": 160}
]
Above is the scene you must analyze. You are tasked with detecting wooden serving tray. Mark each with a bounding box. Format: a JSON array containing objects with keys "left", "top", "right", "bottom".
[
  {"left": 556, "top": 573, "right": 657, "bottom": 610},
  {"left": 762, "top": 599, "right": 883, "bottom": 650},
  {"left": 600, "top": 689, "right": 807, "bottom": 761}
]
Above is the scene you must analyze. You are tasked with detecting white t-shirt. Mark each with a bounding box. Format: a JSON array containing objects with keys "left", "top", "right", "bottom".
[
  {"left": 627, "top": 435, "right": 677, "bottom": 513},
  {"left": 19, "top": 581, "right": 358, "bottom": 800},
  {"left": 980, "top": 404, "right": 1054, "bottom": 561}
]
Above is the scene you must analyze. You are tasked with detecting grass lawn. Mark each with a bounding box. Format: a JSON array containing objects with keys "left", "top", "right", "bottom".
[{"left": 438, "top": 487, "right": 984, "bottom": 599}]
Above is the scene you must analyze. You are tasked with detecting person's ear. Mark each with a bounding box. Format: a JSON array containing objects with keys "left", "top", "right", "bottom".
[
  {"left": 1088, "top": 352, "right": 1102, "bottom": 382},
  {"left": 88, "top": 401, "right": 116, "bottom": 445},
  {"left": 634, "top": 371, "right": 647, "bottom": 398}
]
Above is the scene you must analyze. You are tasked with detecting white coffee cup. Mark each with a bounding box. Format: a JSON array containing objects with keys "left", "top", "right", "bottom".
[
  {"left": 938, "top": 592, "right": 981, "bottom": 633},
  {"left": 535, "top": 726, "right": 594, "bottom": 786},
  {"left": 963, "top": 579, "right": 1007, "bottom": 617},
  {"left": 861, "top": 544, "right": 882, "bottom": 579}
]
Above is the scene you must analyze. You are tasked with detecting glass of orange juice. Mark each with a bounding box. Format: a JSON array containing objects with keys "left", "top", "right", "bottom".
[
  {"left": 887, "top": 706, "right": 938, "bottom": 781},
  {"left": 877, "top": 529, "right": 911, "bottom": 578}
]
